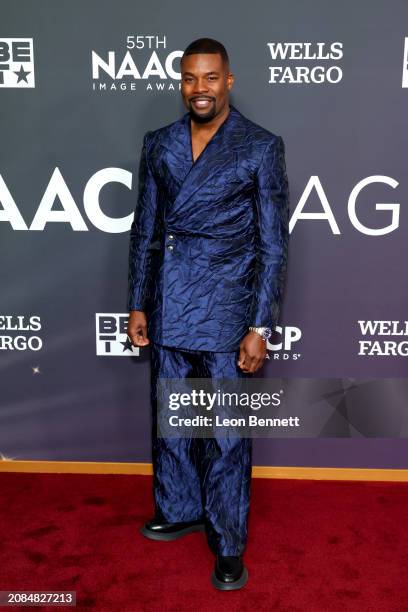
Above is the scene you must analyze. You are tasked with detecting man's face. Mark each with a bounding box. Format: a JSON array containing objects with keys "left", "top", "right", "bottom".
[{"left": 180, "top": 53, "right": 234, "bottom": 122}]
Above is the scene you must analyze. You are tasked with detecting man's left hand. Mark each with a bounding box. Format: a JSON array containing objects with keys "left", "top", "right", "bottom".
[{"left": 237, "top": 331, "right": 268, "bottom": 374}]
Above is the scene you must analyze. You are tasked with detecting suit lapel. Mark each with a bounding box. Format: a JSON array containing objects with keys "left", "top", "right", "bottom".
[{"left": 159, "top": 105, "right": 246, "bottom": 214}]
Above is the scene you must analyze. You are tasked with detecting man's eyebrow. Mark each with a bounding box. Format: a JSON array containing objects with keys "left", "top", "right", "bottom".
[{"left": 182, "top": 71, "right": 220, "bottom": 76}]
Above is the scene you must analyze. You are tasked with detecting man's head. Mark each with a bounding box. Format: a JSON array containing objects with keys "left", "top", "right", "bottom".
[{"left": 180, "top": 38, "right": 234, "bottom": 123}]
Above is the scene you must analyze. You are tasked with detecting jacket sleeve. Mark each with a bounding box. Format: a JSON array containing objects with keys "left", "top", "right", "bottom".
[
  {"left": 249, "top": 135, "right": 290, "bottom": 328},
  {"left": 127, "top": 131, "right": 159, "bottom": 311}
]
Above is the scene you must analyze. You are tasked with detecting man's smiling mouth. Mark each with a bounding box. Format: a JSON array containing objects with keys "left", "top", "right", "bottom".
[{"left": 191, "top": 97, "right": 214, "bottom": 108}]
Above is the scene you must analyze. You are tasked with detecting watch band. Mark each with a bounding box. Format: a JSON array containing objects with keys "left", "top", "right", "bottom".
[{"left": 248, "top": 326, "right": 272, "bottom": 341}]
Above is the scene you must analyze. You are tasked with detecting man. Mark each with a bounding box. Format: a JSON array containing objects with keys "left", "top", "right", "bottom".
[{"left": 127, "top": 37, "right": 289, "bottom": 590}]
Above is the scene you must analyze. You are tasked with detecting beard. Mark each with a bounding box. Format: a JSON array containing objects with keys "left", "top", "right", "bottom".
[{"left": 188, "top": 98, "right": 217, "bottom": 123}]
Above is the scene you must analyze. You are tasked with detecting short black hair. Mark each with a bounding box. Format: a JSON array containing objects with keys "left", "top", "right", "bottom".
[{"left": 181, "top": 37, "right": 229, "bottom": 69}]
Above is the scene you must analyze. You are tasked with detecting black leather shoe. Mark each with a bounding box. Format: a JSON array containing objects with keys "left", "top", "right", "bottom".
[
  {"left": 211, "top": 555, "right": 248, "bottom": 590},
  {"left": 140, "top": 517, "right": 205, "bottom": 541}
]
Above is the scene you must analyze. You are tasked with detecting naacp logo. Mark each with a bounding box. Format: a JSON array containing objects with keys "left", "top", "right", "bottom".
[
  {"left": 96, "top": 313, "right": 139, "bottom": 356},
  {"left": 92, "top": 35, "right": 182, "bottom": 92},
  {"left": 0, "top": 38, "right": 35, "bottom": 88},
  {"left": 267, "top": 325, "right": 302, "bottom": 361}
]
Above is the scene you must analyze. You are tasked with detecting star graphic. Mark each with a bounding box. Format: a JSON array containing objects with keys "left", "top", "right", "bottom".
[
  {"left": 32, "top": 365, "right": 41, "bottom": 374},
  {"left": 14, "top": 65, "right": 30, "bottom": 83},
  {"left": 120, "top": 336, "right": 134, "bottom": 352}
]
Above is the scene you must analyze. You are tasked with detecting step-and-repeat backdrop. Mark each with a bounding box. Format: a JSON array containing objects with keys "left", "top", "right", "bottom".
[{"left": 1, "top": 0, "right": 408, "bottom": 468}]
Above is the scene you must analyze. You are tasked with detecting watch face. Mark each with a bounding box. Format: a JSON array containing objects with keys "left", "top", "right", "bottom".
[{"left": 262, "top": 328, "right": 272, "bottom": 340}]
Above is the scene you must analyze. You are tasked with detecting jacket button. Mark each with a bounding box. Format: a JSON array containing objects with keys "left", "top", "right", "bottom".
[
  {"left": 167, "top": 244, "right": 174, "bottom": 251},
  {"left": 168, "top": 234, "right": 174, "bottom": 240}
]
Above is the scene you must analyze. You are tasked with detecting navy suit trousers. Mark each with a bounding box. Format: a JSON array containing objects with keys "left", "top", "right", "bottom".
[{"left": 150, "top": 342, "right": 253, "bottom": 556}]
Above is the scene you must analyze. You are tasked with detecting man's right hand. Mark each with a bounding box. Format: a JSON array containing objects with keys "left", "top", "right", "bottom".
[{"left": 127, "top": 310, "right": 150, "bottom": 347}]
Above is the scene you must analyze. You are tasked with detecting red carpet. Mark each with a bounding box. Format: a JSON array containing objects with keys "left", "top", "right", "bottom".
[{"left": 0, "top": 473, "right": 408, "bottom": 611}]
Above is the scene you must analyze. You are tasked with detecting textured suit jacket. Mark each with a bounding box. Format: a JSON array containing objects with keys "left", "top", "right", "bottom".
[{"left": 127, "top": 103, "right": 289, "bottom": 352}]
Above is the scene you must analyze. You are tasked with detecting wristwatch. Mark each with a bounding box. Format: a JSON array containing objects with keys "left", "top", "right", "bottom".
[{"left": 248, "top": 326, "right": 272, "bottom": 341}]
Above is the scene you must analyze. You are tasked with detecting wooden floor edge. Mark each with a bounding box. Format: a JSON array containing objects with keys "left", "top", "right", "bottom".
[{"left": 0, "top": 460, "right": 407, "bottom": 481}]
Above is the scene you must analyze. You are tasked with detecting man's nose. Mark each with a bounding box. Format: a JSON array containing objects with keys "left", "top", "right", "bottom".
[{"left": 193, "top": 79, "right": 209, "bottom": 92}]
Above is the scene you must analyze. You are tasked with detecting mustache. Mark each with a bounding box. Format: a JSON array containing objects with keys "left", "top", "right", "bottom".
[{"left": 189, "top": 96, "right": 215, "bottom": 102}]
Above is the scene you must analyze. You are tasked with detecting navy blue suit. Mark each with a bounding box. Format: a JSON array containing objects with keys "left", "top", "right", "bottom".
[
  {"left": 127, "top": 104, "right": 289, "bottom": 555},
  {"left": 127, "top": 104, "right": 289, "bottom": 352}
]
